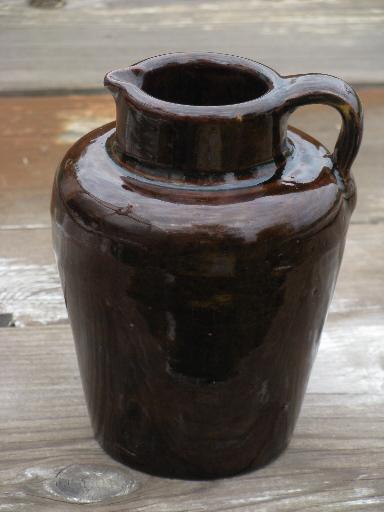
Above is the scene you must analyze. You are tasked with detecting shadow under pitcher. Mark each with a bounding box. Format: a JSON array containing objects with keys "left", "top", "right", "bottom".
[{"left": 51, "top": 53, "right": 363, "bottom": 479}]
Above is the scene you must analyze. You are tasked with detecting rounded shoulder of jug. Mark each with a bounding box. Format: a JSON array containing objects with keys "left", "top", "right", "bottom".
[{"left": 51, "top": 123, "right": 355, "bottom": 247}]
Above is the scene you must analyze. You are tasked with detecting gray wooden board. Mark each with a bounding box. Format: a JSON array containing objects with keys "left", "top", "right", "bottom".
[
  {"left": 0, "top": 0, "right": 383, "bottom": 93},
  {"left": 0, "top": 314, "right": 383, "bottom": 511}
]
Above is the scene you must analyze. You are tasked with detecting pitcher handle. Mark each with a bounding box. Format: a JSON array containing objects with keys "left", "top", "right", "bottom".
[{"left": 281, "top": 74, "right": 363, "bottom": 196}]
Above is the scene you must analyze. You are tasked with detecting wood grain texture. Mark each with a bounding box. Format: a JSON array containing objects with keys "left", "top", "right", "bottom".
[
  {"left": 0, "top": 228, "right": 67, "bottom": 326},
  {"left": 0, "top": 95, "right": 113, "bottom": 229},
  {"left": 0, "top": 0, "right": 383, "bottom": 92},
  {"left": 0, "top": 314, "right": 383, "bottom": 511}
]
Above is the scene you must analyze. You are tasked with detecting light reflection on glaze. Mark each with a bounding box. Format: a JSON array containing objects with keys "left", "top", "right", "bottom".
[{"left": 69, "top": 125, "right": 341, "bottom": 243}]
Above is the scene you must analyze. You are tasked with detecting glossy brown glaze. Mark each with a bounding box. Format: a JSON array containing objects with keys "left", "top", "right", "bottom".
[{"left": 51, "top": 53, "right": 363, "bottom": 479}]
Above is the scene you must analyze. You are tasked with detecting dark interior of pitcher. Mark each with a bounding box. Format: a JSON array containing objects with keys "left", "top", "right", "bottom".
[{"left": 141, "top": 62, "right": 271, "bottom": 106}]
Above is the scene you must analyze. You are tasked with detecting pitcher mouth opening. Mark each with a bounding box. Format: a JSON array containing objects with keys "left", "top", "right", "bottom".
[
  {"left": 105, "top": 53, "right": 283, "bottom": 118},
  {"left": 140, "top": 61, "right": 271, "bottom": 107}
]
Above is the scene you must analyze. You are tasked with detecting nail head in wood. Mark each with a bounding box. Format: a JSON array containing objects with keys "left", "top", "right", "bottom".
[{"left": 44, "top": 464, "right": 138, "bottom": 504}]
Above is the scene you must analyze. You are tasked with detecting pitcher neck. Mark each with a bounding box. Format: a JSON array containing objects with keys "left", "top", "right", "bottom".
[{"left": 105, "top": 53, "right": 290, "bottom": 173}]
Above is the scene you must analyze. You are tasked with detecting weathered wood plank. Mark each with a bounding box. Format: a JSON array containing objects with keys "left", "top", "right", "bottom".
[
  {"left": 1, "top": 89, "right": 382, "bottom": 230},
  {"left": 331, "top": 224, "right": 384, "bottom": 315},
  {"left": 0, "top": 0, "right": 383, "bottom": 92},
  {"left": 1, "top": 222, "right": 383, "bottom": 326},
  {"left": 0, "top": 228, "right": 67, "bottom": 326},
  {"left": 307, "top": 310, "right": 384, "bottom": 394},
  {"left": 0, "top": 95, "right": 113, "bottom": 229},
  {"left": 0, "top": 314, "right": 383, "bottom": 511}
]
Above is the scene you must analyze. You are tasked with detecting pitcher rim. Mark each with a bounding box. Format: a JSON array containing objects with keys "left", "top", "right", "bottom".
[{"left": 104, "top": 52, "right": 286, "bottom": 119}]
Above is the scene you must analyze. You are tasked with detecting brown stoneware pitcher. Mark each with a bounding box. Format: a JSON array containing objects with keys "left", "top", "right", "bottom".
[{"left": 51, "top": 53, "right": 363, "bottom": 479}]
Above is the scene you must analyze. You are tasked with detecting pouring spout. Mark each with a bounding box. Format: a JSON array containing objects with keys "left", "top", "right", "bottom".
[{"left": 104, "top": 68, "right": 140, "bottom": 100}]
